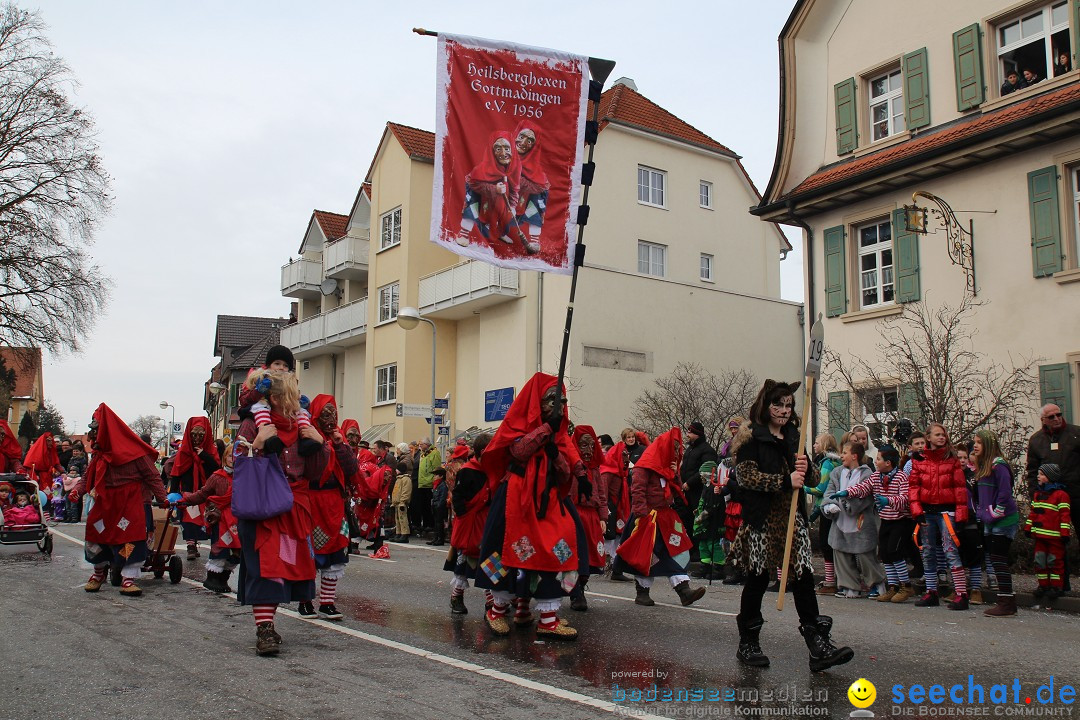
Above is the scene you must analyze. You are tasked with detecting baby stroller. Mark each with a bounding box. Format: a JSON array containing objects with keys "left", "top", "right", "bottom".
[
  {"left": 0, "top": 473, "right": 54, "bottom": 556},
  {"left": 107, "top": 500, "right": 183, "bottom": 586}
]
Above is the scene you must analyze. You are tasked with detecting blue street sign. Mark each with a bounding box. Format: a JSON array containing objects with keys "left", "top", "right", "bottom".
[
  {"left": 434, "top": 398, "right": 449, "bottom": 409},
  {"left": 438, "top": 425, "right": 449, "bottom": 436},
  {"left": 485, "top": 387, "right": 515, "bottom": 423},
  {"left": 425, "top": 415, "right": 445, "bottom": 424}
]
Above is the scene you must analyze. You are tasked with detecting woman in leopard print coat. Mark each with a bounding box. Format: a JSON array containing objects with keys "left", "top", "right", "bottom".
[{"left": 731, "top": 379, "right": 853, "bottom": 673}]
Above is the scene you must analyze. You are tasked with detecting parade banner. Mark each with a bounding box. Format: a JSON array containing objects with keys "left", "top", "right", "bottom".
[{"left": 431, "top": 34, "right": 589, "bottom": 275}]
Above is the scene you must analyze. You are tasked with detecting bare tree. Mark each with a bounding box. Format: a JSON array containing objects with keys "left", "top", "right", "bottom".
[
  {"left": 629, "top": 362, "right": 759, "bottom": 448},
  {"left": 128, "top": 413, "right": 165, "bottom": 447},
  {"left": 0, "top": 5, "right": 112, "bottom": 353},
  {"left": 823, "top": 294, "right": 1039, "bottom": 459}
]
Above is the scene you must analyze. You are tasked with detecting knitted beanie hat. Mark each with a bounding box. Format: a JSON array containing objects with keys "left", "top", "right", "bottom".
[
  {"left": 1039, "top": 463, "right": 1062, "bottom": 483},
  {"left": 264, "top": 345, "right": 295, "bottom": 372},
  {"left": 698, "top": 460, "right": 718, "bottom": 477}
]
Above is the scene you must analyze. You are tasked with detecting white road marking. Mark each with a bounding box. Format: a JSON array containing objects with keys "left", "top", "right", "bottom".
[
  {"left": 50, "top": 527, "right": 651, "bottom": 717},
  {"left": 584, "top": 589, "right": 737, "bottom": 617}
]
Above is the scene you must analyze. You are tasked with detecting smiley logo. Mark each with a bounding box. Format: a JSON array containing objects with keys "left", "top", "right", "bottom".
[{"left": 848, "top": 678, "right": 876, "bottom": 708}]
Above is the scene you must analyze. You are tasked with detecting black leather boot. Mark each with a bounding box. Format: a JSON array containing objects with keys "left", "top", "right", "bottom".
[
  {"left": 634, "top": 580, "right": 655, "bottom": 606},
  {"left": 674, "top": 580, "right": 706, "bottom": 606},
  {"left": 735, "top": 614, "right": 769, "bottom": 667},
  {"left": 799, "top": 615, "right": 854, "bottom": 672},
  {"left": 202, "top": 570, "right": 231, "bottom": 593}
]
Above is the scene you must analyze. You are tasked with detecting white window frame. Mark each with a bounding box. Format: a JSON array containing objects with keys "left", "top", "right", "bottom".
[
  {"left": 868, "top": 68, "right": 905, "bottom": 142},
  {"left": 637, "top": 240, "right": 666, "bottom": 277},
  {"left": 375, "top": 363, "right": 397, "bottom": 404},
  {"left": 856, "top": 218, "right": 895, "bottom": 309},
  {"left": 379, "top": 207, "right": 402, "bottom": 251},
  {"left": 860, "top": 386, "right": 899, "bottom": 445},
  {"left": 699, "top": 181, "right": 713, "bottom": 209},
  {"left": 377, "top": 282, "right": 399, "bottom": 323},
  {"left": 1072, "top": 166, "right": 1080, "bottom": 267},
  {"left": 995, "top": 1, "right": 1070, "bottom": 90},
  {"left": 700, "top": 253, "right": 714, "bottom": 282},
  {"left": 637, "top": 166, "right": 666, "bottom": 208}
]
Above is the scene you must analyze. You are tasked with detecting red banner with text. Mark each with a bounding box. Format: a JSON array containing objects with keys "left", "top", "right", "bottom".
[{"left": 431, "top": 34, "right": 589, "bottom": 275}]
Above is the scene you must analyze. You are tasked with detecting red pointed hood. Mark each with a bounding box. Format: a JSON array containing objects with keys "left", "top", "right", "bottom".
[
  {"left": 635, "top": 427, "right": 683, "bottom": 481},
  {"left": 90, "top": 403, "right": 159, "bottom": 466},
  {"left": 572, "top": 424, "right": 602, "bottom": 471},
  {"left": 23, "top": 432, "right": 60, "bottom": 476},
  {"left": 171, "top": 416, "right": 219, "bottom": 478}
]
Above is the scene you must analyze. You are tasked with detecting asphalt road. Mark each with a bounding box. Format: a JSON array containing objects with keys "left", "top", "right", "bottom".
[{"left": 2, "top": 523, "right": 1077, "bottom": 719}]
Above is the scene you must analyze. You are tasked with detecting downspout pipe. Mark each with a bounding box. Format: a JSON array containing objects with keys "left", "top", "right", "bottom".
[{"left": 786, "top": 200, "right": 817, "bottom": 441}]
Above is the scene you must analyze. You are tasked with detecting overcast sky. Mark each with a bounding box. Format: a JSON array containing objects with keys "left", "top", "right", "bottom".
[{"left": 32, "top": 1, "right": 802, "bottom": 434}]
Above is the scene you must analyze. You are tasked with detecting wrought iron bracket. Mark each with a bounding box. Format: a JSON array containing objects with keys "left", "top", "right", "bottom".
[{"left": 903, "top": 191, "right": 976, "bottom": 296}]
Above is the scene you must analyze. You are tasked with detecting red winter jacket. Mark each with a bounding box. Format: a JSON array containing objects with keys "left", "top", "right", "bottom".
[{"left": 908, "top": 447, "right": 969, "bottom": 521}]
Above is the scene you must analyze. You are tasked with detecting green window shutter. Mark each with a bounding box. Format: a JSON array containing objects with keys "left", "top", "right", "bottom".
[
  {"left": 1074, "top": 0, "right": 1080, "bottom": 72},
  {"left": 834, "top": 77, "right": 858, "bottom": 155},
  {"left": 1028, "top": 166, "right": 1063, "bottom": 277},
  {"left": 897, "top": 382, "right": 924, "bottom": 428},
  {"left": 953, "top": 24, "right": 984, "bottom": 111},
  {"left": 891, "top": 208, "right": 921, "bottom": 303},
  {"left": 1039, "top": 363, "right": 1074, "bottom": 424},
  {"left": 903, "top": 48, "right": 931, "bottom": 130},
  {"left": 828, "top": 391, "right": 852, "bottom": 443},
  {"left": 823, "top": 225, "right": 847, "bottom": 318}
]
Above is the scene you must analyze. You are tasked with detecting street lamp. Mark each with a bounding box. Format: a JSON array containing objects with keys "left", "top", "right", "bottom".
[
  {"left": 159, "top": 401, "right": 176, "bottom": 456},
  {"left": 396, "top": 306, "right": 437, "bottom": 443},
  {"left": 903, "top": 190, "right": 976, "bottom": 295}
]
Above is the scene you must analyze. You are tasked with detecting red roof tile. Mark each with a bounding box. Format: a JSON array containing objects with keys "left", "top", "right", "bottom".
[
  {"left": 0, "top": 347, "right": 41, "bottom": 399},
  {"left": 387, "top": 122, "right": 435, "bottom": 161},
  {"left": 312, "top": 210, "right": 348, "bottom": 241},
  {"left": 592, "top": 83, "right": 735, "bottom": 156},
  {"left": 785, "top": 81, "right": 1080, "bottom": 199}
]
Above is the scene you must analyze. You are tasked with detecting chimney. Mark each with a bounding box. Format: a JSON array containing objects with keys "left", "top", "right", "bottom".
[{"left": 612, "top": 77, "right": 637, "bottom": 91}]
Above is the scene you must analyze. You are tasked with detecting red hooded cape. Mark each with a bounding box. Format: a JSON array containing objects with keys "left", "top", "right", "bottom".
[
  {"left": 514, "top": 120, "right": 548, "bottom": 186},
  {"left": 571, "top": 425, "right": 602, "bottom": 471},
  {"left": 468, "top": 130, "right": 521, "bottom": 185},
  {"left": 634, "top": 427, "right": 687, "bottom": 507},
  {"left": 340, "top": 419, "right": 361, "bottom": 440},
  {"left": 481, "top": 373, "right": 577, "bottom": 486},
  {"left": 23, "top": 432, "right": 61, "bottom": 485},
  {"left": 306, "top": 394, "right": 351, "bottom": 555},
  {"left": 635, "top": 427, "right": 683, "bottom": 482},
  {"left": 0, "top": 420, "right": 23, "bottom": 471},
  {"left": 170, "top": 417, "right": 219, "bottom": 484},
  {"left": 85, "top": 403, "right": 159, "bottom": 496},
  {"left": 482, "top": 372, "right": 582, "bottom": 573}
]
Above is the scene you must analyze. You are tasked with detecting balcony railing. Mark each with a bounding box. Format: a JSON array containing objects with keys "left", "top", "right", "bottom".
[
  {"left": 281, "top": 258, "right": 322, "bottom": 298},
  {"left": 324, "top": 234, "right": 369, "bottom": 281},
  {"left": 280, "top": 297, "right": 367, "bottom": 357},
  {"left": 417, "top": 259, "right": 520, "bottom": 319},
  {"left": 325, "top": 297, "right": 367, "bottom": 344}
]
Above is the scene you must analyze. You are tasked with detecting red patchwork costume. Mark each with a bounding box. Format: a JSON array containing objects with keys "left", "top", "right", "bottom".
[
  {"left": 71, "top": 403, "right": 168, "bottom": 596},
  {"left": 473, "top": 372, "right": 586, "bottom": 639}
]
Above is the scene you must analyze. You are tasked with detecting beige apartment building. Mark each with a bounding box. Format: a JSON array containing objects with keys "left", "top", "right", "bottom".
[
  {"left": 754, "top": 0, "right": 1080, "bottom": 440},
  {"left": 280, "top": 80, "right": 802, "bottom": 444}
]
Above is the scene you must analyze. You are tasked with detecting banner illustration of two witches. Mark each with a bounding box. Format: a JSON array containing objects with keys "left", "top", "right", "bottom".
[{"left": 430, "top": 34, "right": 590, "bottom": 275}]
